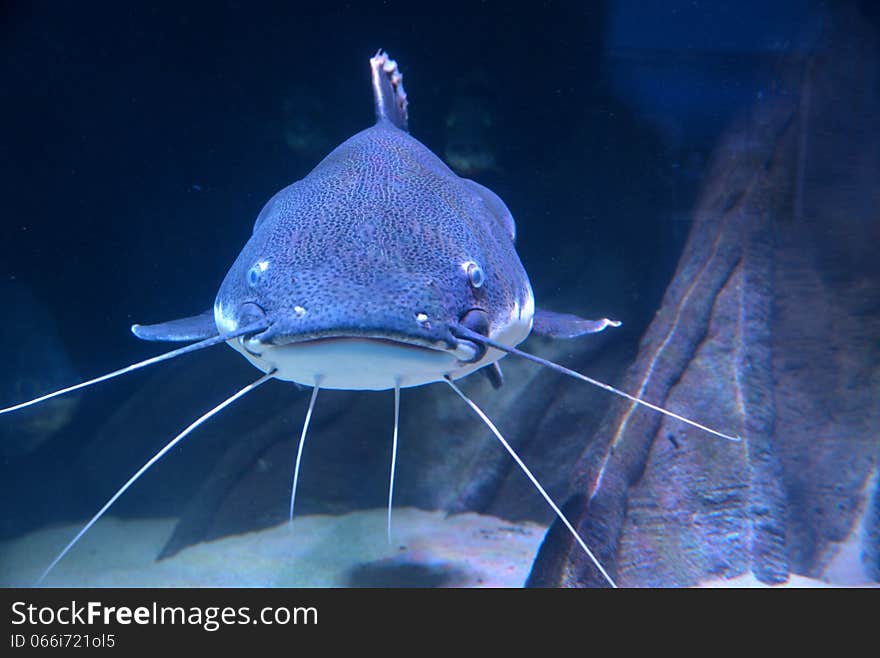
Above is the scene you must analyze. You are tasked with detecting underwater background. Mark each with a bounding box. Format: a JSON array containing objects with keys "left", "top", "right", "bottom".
[{"left": 1, "top": 0, "right": 877, "bottom": 587}]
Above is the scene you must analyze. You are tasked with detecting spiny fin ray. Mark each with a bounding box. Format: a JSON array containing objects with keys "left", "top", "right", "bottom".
[{"left": 370, "top": 50, "right": 408, "bottom": 131}]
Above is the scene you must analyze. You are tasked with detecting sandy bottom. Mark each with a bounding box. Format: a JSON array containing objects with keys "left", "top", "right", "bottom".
[
  {"left": 2, "top": 506, "right": 874, "bottom": 587},
  {"left": 0, "top": 508, "right": 546, "bottom": 588}
]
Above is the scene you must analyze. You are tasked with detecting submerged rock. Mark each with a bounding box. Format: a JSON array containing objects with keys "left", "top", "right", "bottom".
[{"left": 529, "top": 8, "right": 880, "bottom": 587}]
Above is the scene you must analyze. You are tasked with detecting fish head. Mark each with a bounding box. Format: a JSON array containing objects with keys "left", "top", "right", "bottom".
[{"left": 213, "top": 129, "right": 533, "bottom": 390}]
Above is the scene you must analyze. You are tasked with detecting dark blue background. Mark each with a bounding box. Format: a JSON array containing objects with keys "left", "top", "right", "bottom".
[{"left": 0, "top": 0, "right": 836, "bottom": 533}]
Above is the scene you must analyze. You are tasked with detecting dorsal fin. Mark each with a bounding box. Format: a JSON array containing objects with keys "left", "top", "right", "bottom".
[{"left": 370, "top": 50, "right": 408, "bottom": 131}]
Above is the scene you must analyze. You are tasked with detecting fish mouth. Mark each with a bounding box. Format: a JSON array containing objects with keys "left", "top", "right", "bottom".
[
  {"left": 244, "top": 330, "right": 478, "bottom": 360},
  {"left": 230, "top": 329, "right": 484, "bottom": 391}
]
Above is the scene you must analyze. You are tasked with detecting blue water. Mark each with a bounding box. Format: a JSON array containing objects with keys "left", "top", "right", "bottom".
[{"left": 1, "top": 1, "right": 877, "bottom": 587}]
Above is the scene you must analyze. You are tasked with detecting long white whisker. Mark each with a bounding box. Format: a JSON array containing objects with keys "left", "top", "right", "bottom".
[
  {"left": 36, "top": 370, "right": 275, "bottom": 586},
  {"left": 1, "top": 324, "right": 266, "bottom": 416},
  {"left": 289, "top": 378, "right": 321, "bottom": 525},
  {"left": 454, "top": 328, "right": 740, "bottom": 443},
  {"left": 444, "top": 377, "right": 617, "bottom": 588},
  {"left": 387, "top": 379, "right": 401, "bottom": 544}
]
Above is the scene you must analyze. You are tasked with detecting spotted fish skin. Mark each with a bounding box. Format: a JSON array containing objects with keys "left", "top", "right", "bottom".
[{"left": 214, "top": 56, "right": 534, "bottom": 356}]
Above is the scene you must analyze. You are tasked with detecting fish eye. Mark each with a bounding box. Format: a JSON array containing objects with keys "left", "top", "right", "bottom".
[
  {"left": 247, "top": 260, "right": 269, "bottom": 287},
  {"left": 463, "top": 261, "right": 484, "bottom": 288}
]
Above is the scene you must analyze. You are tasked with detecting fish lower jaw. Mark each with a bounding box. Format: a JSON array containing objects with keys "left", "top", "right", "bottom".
[{"left": 227, "top": 336, "right": 492, "bottom": 390}]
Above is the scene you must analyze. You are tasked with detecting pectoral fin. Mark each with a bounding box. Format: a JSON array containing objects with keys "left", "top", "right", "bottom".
[
  {"left": 131, "top": 311, "right": 217, "bottom": 342},
  {"left": 531, "top": 308, "right": 621, "bottom": 339}
]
